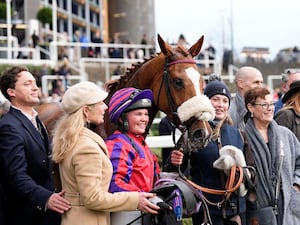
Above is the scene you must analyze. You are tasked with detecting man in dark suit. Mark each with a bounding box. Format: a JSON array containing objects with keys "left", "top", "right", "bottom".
[{"left": 0, "top": 66, "right": 71, "bottom": 225}]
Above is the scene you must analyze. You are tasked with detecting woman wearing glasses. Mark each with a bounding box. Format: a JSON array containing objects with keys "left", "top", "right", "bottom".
[{"left": 244, "top": 86, "right": 300, "bottom": 225}]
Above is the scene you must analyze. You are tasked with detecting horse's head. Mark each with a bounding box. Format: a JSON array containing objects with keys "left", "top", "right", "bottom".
[{"left": 153, "top": 34, "right": 215, "bottom": 150}]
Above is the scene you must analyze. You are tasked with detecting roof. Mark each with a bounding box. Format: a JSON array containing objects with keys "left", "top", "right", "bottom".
[{"left": 241, "top": 47, "right": 270, "bottom": 54}]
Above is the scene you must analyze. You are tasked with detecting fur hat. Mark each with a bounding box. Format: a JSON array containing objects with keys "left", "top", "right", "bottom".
[
  {"left": 62, "top": 81, "right": 108, "bottom": 114},
  {"left": 282, "top": 80, "right": 300, "bottom": 103},
  {"left": 204, "top": 80, "right": 231, "bottom": 103}
]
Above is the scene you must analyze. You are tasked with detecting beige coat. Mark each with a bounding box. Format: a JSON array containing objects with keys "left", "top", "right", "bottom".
[{"left": 59, "top": 128, "right": 139, "bottom": 225}]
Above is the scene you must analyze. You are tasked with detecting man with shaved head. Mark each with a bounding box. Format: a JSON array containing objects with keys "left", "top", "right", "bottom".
[{"left": 229, "top": 66, "right": 264, "bottom": 130}]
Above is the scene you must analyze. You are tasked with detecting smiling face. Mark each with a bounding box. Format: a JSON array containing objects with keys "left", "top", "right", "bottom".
[
  {"left": 7, "top": 71, "right": 39, "bottom": 113},
  {"left": 248, "top": 94, "right": 274, "bottom": 126},
  {"left": 84, "top": 101, "right": 108, "bottom": 126},
  {"left": 125, "top": 108, "right": 149, "bottom": 135},
  {"left": 210, "top": 94, "right": 230, "bottom": 121},
  {"left": 282, "top": 72, "right": 300, "bottom": 93}
]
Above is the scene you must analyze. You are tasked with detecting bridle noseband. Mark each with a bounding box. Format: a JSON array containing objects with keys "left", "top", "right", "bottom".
[{"left": 157, "top": 59, "right": 197, "bottom": 131}]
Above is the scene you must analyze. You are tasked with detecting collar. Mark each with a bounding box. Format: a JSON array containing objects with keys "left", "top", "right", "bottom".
[{"left": 11, "top": 105, "right": 38, "bottom": 122}]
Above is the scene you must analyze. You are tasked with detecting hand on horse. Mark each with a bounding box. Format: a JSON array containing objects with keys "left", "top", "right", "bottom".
[
  {"left": 47, "top": 190, "right": 71, "bottom": 214},
  {"left": 170, "top": 148, "right": 184, "bottom": 166},
  {"left": 137, "top": 192, "right": 160, "bottom": 214}
]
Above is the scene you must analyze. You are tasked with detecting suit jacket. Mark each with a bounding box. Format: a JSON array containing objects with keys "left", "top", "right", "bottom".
[
  {"left": 0, "top": 182, "right": 5, "bottom": 225},
  {"left": 0, "top": 107, "right": 60, "bottom": 225},
  {"left": 59, "top": 128, "right": 139, "bottom": 225}
]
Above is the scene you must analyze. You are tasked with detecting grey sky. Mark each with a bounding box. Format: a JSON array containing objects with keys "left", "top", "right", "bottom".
[{"left": 154, "top": 0, "right": 300, "bottom": 60}]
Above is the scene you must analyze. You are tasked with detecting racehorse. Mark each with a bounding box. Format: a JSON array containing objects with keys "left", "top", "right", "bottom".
[{"left": 36, "top": 34, "right": 215, "bottom": 150}]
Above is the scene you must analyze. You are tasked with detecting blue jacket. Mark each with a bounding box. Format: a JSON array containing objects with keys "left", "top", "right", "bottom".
[
  {"left": 274, "top": 96, "right": 284, "bottom": 115},
  {"left": 0, "top": 107, "right": 60, "bottom": 225},
  {"left": 189, "top": 123, "right": 246, "bottom": 216}
]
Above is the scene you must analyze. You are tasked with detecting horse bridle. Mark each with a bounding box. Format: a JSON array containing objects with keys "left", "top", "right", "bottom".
[
  {"left": 156, "top": 58, "right": 197, "bottom": 134},
  {"left": 156, "top": 58, "right": 246, "bottom": 222}
]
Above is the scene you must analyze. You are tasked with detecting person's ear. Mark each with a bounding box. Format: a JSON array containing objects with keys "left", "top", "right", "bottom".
[
  {"left": 82, "top": 105, "right": 89, "bottom": 118},
  {"left": 7, "top": 88, "right": 15, "bottom": 98},
  {"left": 246, "top": 103, "right": 254, "bottom": 114},
  {"left": 236, "top": 78, "right": 244, "bottom": 89},
  {"left": 281, "top": 83, "right": 288, "bottom": 93}
]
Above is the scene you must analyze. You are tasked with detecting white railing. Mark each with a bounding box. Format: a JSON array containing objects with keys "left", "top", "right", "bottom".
[
  {"left": 41, "top": 75, "right": 83, "bottom": 96},
  {"left": 267, "top": 75, "right": 282, "bottom": 96},
  {"left": 79, "top": 56, "right": 221, "bottom": 83},
  {"left": 78, "top": 57, "right": 142, "bottom": 82},
  {"left": 49, "top": 41, "right": 156, "bottom": 63},
  {"left": 146, "top": 135, "right": 178, "bottom": 148},
  {"left": 147, "top": 117, "right": 180, "bottom": 148},
  {"left": 228, "top": 64, "right": 239, "bottom": 83}
]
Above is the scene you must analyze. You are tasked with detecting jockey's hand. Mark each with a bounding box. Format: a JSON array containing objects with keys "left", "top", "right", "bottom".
[
  {"left": 170, "top": 148, "right": 184, "bottom": 166},
  {"left": 137, "top": 192, "right": 160, "bottom": 214}
]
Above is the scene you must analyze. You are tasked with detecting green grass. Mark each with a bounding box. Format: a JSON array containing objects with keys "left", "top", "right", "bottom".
[{"left": 183, "top": 218, "right": 193, "bottom": 225}]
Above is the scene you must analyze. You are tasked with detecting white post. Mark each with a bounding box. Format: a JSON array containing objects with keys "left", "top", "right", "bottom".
[
  {"left": 229, "top": 0, "right": 234, "bottom": 63},
  {"left": 52, "top": 0, "right": 57, "bottom": 43},
  {"left": 51, "top": 1, "right": 58, "bottom": 62},
  {"left": 6, "top": 0, "right": 12, "bottom": 59}
]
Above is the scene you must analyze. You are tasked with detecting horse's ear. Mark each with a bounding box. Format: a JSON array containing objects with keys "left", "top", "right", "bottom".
[
  {"left": 157, "top": 33, "right": 172, "bottom": 56},
  {"left": 188, "top": 35, "right": 204, "bottom": 57}
]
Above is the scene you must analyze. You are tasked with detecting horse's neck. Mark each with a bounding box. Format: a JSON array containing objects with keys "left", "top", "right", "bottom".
[{"left": 128, "top": 56, "right": 164, "bottom": 90}]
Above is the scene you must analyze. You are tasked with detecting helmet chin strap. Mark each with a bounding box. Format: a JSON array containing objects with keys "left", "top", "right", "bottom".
[{"left": 119, "top": 114, "right": 129, "bottom": 132}]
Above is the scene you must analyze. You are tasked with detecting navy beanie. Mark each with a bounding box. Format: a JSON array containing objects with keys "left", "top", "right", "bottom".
[{"left": 204, "top": 80, "right": 231, "bottom": 102}]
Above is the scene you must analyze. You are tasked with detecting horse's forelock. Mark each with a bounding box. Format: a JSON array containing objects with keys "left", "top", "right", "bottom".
[{"left": 175, "top": 45, "right": 190, "bottom": 57}]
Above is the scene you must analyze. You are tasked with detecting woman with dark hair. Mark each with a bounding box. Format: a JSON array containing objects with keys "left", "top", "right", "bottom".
[{"left": 244, "top": 86, "right": 300, "bottom": 225}]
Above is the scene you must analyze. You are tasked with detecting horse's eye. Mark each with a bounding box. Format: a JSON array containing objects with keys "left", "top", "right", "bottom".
[{"left": 173, "top": 78, "right": 184, "bottom": 89}]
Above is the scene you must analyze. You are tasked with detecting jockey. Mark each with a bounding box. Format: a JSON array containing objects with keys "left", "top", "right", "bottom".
[
  {"left": 106, "top": 87, "right": 160, "bottom": 193},
  {"left": 105, "top": 87, "right": 161, "bottom": 225}
]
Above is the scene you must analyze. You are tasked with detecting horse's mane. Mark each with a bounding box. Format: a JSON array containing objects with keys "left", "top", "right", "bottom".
[
  {"left": 104, "top": 54, "right": 157, "bottom": 94},
  {"left": 104, "top": 45, "right": 190, "bottom": 94}
]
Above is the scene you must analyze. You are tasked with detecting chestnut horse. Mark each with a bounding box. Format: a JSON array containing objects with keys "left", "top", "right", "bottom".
[{"left": 36, "top": 34, "right": 215, "bottom": 150}]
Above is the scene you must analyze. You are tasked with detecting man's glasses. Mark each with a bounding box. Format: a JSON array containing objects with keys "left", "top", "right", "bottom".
[{"left": 252, "top": 102, "right": 275, "bottom": 109}]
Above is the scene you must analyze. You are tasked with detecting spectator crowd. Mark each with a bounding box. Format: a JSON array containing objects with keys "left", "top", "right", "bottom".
[{"left": 1, "top": 59, "right": 300, "bottom": 225}]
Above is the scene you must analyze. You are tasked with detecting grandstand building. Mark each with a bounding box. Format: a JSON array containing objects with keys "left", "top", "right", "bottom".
[{"left": 0, "top": 0, "right": 155, "bottom": 46}]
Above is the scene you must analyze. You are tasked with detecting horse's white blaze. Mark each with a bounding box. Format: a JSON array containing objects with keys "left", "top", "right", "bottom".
[
  {"left": 176, "top": 67, "right": 215, "bottom": 122},
  {"left": 185, "top": 67, "right": 202, "bottom": 96}
]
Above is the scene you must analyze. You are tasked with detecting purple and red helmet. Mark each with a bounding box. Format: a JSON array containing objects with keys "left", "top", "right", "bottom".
[{"left": 108, "top": 87, "right": 154, "bottom": 123}]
